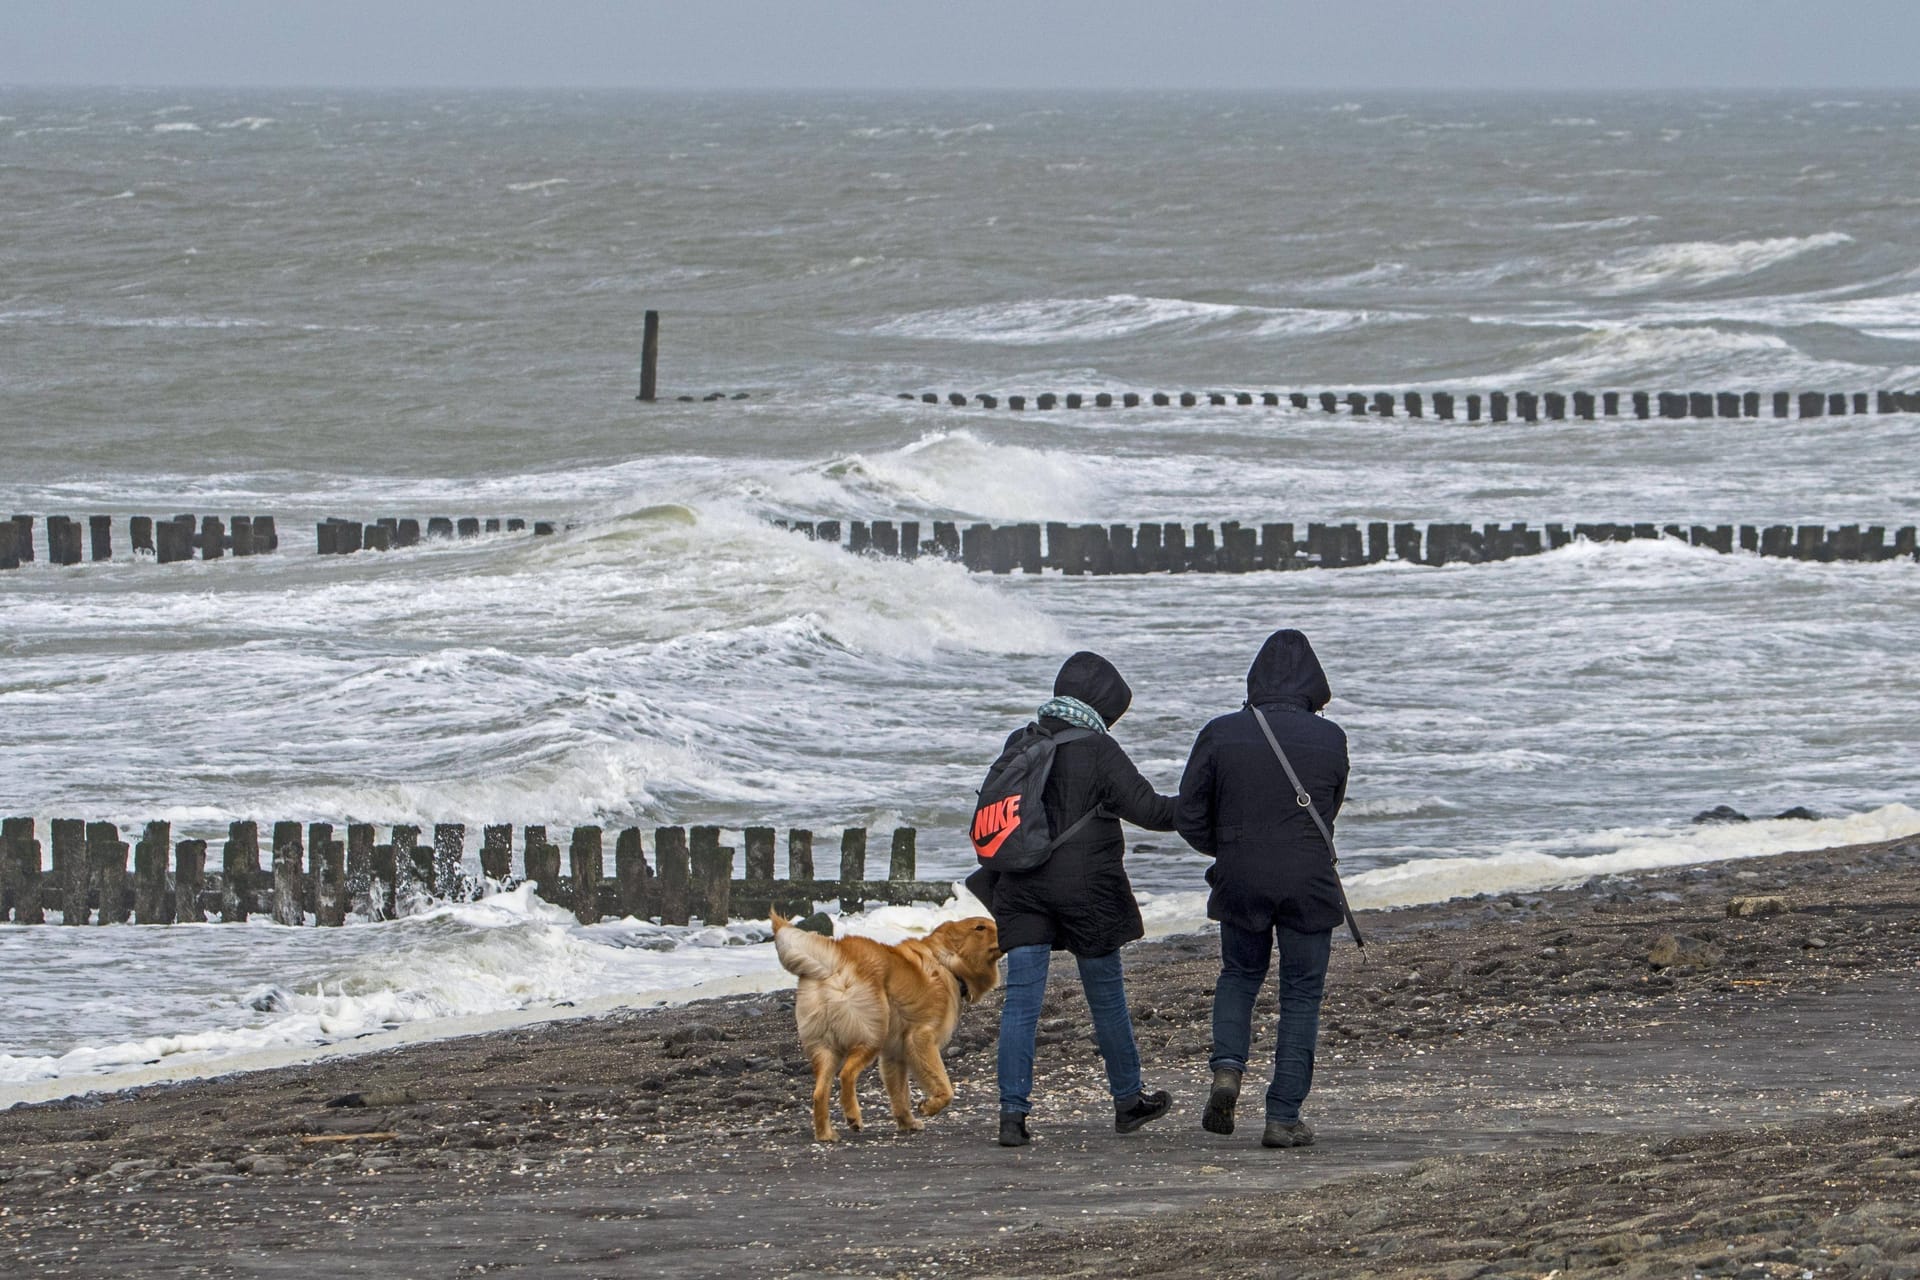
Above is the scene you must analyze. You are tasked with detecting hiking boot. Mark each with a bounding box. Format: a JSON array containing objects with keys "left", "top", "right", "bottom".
[
  {"left": 1261, "top": 1119, "right": 1315, "bottom": 1149},
  {"left": 1202, "top": 1068, "right": 1242, "bottom": 1135},
  {"left": 997, "top": 1112, "right": 1031, "bottom": 1147},
  {"left": 1114, "top": 1089, "right": 1172, "bottom": 1134}
]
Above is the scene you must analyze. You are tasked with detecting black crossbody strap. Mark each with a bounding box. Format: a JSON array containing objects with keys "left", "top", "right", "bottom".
[{"left": 1250, "top": 706, "right": 1367, "bottom": 953}]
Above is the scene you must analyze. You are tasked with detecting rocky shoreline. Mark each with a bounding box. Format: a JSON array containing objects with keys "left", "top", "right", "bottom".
[{"left": 1, "top": 835, "right": 1917, "bottom": 1278}]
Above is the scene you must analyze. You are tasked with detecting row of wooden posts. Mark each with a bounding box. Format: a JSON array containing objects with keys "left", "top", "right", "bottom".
[
  {"left": 778, "top": 517, "right": 1920, "bottom": 573},
  {"left": 0, "top": 819, "right": 939, "bottom": 928},
  {"left": 317, "top": 517, "right": 558, "bottom": 555},
  {"left": 0, "top": 514, "right": 279, "bottom": 569},
  {"left": 899, "top": 388, "right": 1920, "bottom": 421}
]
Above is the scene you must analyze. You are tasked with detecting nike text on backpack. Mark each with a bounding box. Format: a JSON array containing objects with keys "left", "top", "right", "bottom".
[{"left": 970, "top": 726, "right": 1105, "bottom": 872}]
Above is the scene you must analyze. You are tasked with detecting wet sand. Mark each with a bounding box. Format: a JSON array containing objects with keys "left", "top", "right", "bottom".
[{"left": 2, "top": 834, "right": 1917, "bottom": 1278}]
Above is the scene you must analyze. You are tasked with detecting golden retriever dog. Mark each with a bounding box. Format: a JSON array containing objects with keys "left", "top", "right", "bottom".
[{"left": 770, "top": 912, "right": 1001, "bottom": 1142}]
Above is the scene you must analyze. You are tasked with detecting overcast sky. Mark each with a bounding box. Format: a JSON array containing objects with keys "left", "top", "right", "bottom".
[{"left": 3, "top": 0, "right": 1916, "bottom": 92}]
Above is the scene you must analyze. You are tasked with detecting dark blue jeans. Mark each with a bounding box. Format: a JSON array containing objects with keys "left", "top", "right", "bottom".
[
  {"left": 1209, "top": 922, "right": 1332, "bottom": 1123},
  {"left": 997, "top": 944, "right": 1144, "bottom": 1115}
]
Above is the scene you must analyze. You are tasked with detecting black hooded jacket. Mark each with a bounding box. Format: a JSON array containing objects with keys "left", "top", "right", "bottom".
[
  {"left": 1175, "top": 630, "right": 1349, "bottom": 935},
  {"left": 965, "top": 652, "right": 1177, "bottom": 956}
]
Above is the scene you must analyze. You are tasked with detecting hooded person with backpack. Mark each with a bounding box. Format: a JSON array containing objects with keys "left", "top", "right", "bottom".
[
  {"left": 964, "top": 651, "right": 1178, "bottom": 1147},
  {"left": 1175, "top": 629, "right": 1352, "bottom": 1150}
]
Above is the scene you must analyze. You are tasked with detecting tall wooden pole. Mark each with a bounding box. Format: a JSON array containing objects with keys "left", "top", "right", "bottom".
[{"left": 638, "top": 310, "right": 660, "bottom": 401}]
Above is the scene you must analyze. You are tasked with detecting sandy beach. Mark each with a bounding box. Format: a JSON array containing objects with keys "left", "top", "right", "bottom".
[{"left": 0, "top": 833, "right": 1914, "bottom": 1277}]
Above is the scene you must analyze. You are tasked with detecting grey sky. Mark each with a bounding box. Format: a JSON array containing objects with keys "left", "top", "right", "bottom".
[{"left": 3, "top": 0, "right": 1917, "bottom": 92}]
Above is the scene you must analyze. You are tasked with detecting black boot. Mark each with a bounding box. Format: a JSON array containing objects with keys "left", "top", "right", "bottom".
[
  {"left": 997, "top": 1112, "right": 1031, "bottom": 1147},
  {"left": 1202, "top": 1068, "right": 1241, "bottom": 1135},
  {"left": 1261, "top": 1118, "right": 1315, "bottom": 1149},
  {"left": 1114, "top": 1089, "right": 1172, "bottom": 1134}
]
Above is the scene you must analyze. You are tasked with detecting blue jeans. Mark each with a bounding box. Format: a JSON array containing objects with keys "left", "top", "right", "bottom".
[
  {"left": 1210, "top": 922, "right": 1332, "bottom": 1123},
  {"left": 997, "top": 944, "right": 1144, "bottom": 1115}
]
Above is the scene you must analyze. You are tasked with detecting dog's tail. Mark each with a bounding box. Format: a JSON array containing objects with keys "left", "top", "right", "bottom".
[{"left": 770, "top": 910, "right": 837, "bottom": 981}]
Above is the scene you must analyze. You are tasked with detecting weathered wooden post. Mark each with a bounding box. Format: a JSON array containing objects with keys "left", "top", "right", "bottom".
[
  {"left": 88, "top": 515, "right": 113, "bottom": 561},
  {"left": 479, "top": 824, "right": 512, "bottom": 882},
  {"left": 1371, "top": 392, "right": 1394, "bottom": 417},
  {"left": 201, "top": 516, "right": 226, "bottom": 560},
  {"left": 229, "top": 515, "right": 253, "bottom": 557},
  {"left": 1188, "top": 523, "right": 1217, "bottom": 572},
  {"left": 1544, "top": 392, "right": 1566, "bottom": 420},
  {"left": 1255, "top": 523, "right": 1291, "bottom": 571},
  {"left": 456, "top": 517, "right": 480, "bottom": 539},
  {"left": 570, "top": 826, "right": 603, "bottom": 924},
  {"left": 1394, "top": 523, "right": 1421, "bottom": 563},
  {"left": 523, "top": 825, "right": 562, "bottom": 906},
  {"left": 1162, "top": 523, "right": 1188, "bottom": 573},
  {"left": 395, "top": 518, "right": 421, "bottom": 548},
  {"left": 372, "top": 837, "right": 398, "bottom": 918},
  {"left": 638, "top": 309, "right": 660, "bottom": 401},
  {"left": 615, "top": 827, "right": 653, "bottom": 919},
  {"left": 134, "top": 821, "right": 170, "bottom": 923},
  {"left": 54, "top": 819, "right": 85, "bottom": 923},
  {"left": 307, "top": 822, "right": 334, "bottom": 921},
  {"left": 1318, "top": 392, "right": 1337, "bottom": 413},
  {"left": 346, "top": 824, "right": 376, "bottom": 917},
  {"left": 788, "top": 829, "right": 814, "bottom": 881},
  {"left": 839, "top": 828, "right": 867, "bottom": 915},
  {"left": 745, "top": 826, "right": 777, "bottom": 883},
  {"left": 4, "top": 818, "right": 43, "bottom": 924},
  {"left": 1433, "top": 392, "right": 1455, "bottom": 420},
  {"left": 363, "top": 524, "right": 391, "bottom": 552},
  {"left": 9, "top": 515, "right": 33, "bottom": 563},
  {"left": 222, "top": 820, "right": 258, "bottom": 922},
  {"left": 888, "top": 828, "right": 916, "bottom": 882},
  {"left": 1573, "top": 391, "right": 1594, "bottom": 420},
  {"left": 427, "top": 517, "right": 454, "bottom": 539},
  {"left": 1465, "top": 394, "right": 1482, "bottom": 421},
  {"left": 253, "top": 515, "right": 278, "bottom": 553},
  {"left": 655, "top": 826, "right": 690, "bottom": 925},
  {"left": 433, "top": 823, "right": 465, "bottom": 899},
  {"left": 1108, "top": 523, "right": 1140, "bottom": 574},
  {"left": 688, "top": 826, "right": 732, "bottom": 924},
  {"left": 271, "top": 821, "right": 303, "bottom": 925},
  {"left": 174, "top": 839, "right": 207, "bottom": 923},
  {"left": 1632, "top": 392, "right": 1651, "bottom": 419},
  {"left": 1404, "top": 392, "right": 1423, "bottom": 417},
  {"left": 0, "top": 521, "right": 17, "bottom": 571},
  {"left": 1489, "top": 392, "right": 1509, "bottom": 423},
  {"left": 1602, "top": 392, "right": 1620, "bottom": 416},
  {"left": 89, "top": 822, "right": 130, "bottom": 924},
  {"left": 317, "top": 832, "right": 348, "bottom": 927},
  {"left": 47, "top": 516, "right": 81, "bottom": 566},
  {"left": 961, "top": 523, "right": 992, "bottom": 571}
]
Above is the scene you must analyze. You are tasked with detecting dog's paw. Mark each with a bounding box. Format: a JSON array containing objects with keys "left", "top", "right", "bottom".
[
  {"left": 814, "top": 1128, "right": 839, "bottom": 1143},
  {"left": 844, "top": 1114, "right": 863, "bottom": 1131},
  {"left": 894, "top": 1114, "right": 925, "bottom": 1133},
  {"left": 917, "top": 1096, "right": 951, "bottom": 1118}
]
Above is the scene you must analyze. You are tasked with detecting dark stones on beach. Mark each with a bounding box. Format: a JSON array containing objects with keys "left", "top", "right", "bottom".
[
  {"left": 1694, "top": 805, "right": 1750, "bottom": 824},
  {"left": 1647, "top": 933, "right": 1722, "bottom": 969}
]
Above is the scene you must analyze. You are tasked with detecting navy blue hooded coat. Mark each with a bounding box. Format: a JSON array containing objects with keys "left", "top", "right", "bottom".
[
  {"left": 965, "top": 652, "right": 1177, "bottom": 956},
  {"left": 1175, "top": 630, "right": 1349, "bottom": 935}
]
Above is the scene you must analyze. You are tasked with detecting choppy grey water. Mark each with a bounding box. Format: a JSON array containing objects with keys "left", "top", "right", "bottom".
[{"left": 2, "top": 88, "right": 1917, "bottom": 1091}]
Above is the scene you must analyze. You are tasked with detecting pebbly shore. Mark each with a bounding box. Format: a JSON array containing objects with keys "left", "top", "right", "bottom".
[{"left": 1, "top": 834, "right": 1916, "bottom": 1278}]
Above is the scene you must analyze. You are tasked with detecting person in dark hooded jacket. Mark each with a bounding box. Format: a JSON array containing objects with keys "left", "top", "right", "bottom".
[
  {"left": 1176, "top": 629, "right": 1349, "bottom": 1149},
  {"left": 965, "top": 651, "right": 1178, "bottom": 1147}
]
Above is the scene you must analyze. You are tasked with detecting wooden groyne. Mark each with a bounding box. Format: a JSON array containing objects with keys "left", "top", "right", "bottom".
[
  {"left": 0, "top": 819, "right": 941, "bottom": 928},
  {"left": 1, "top": 514, "right": 279, "bottom": 569},
  {"left": 316, "top": 517, "right": 557, "bottom": 554},
  {"left": 897, "top": 389, "right": 1920, "bottom": 420},
  {"left": 776, "top": 518, "right": 1920, "bottom": 571}
]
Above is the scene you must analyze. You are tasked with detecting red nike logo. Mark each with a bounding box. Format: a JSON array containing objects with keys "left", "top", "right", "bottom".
[{"left": 972, "top": 796, "right": 1022, "bottom": 858}]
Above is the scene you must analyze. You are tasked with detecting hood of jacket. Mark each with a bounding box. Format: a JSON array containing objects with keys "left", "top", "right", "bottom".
[
  {"left": 1052, "top": 650, "right": 1132, "bottom": 727},
  {"left": 1246, "top": 629, "right": 1331, "bottom": 712}
]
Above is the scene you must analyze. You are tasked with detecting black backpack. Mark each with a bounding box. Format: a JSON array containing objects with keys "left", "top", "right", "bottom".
[{"left": 970, "top": 724, "right": 1104, "bottom": 872}]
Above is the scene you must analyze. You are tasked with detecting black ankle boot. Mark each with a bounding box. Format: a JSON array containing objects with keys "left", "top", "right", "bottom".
[
  {"left": 997, "top": 1112, "right": 1030, "bottom": 1147},
  {"left": 1114, "top": 1089, "right": 1172, "bottom": 1134},
  {"left": 1202, "top": 1068, "right": 1241, "bottom": 1135}
]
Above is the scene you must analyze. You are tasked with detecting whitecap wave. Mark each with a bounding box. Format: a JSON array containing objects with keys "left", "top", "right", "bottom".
[{"left": 1581, "top": 232, "right": 1852, "bottom": 293}]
